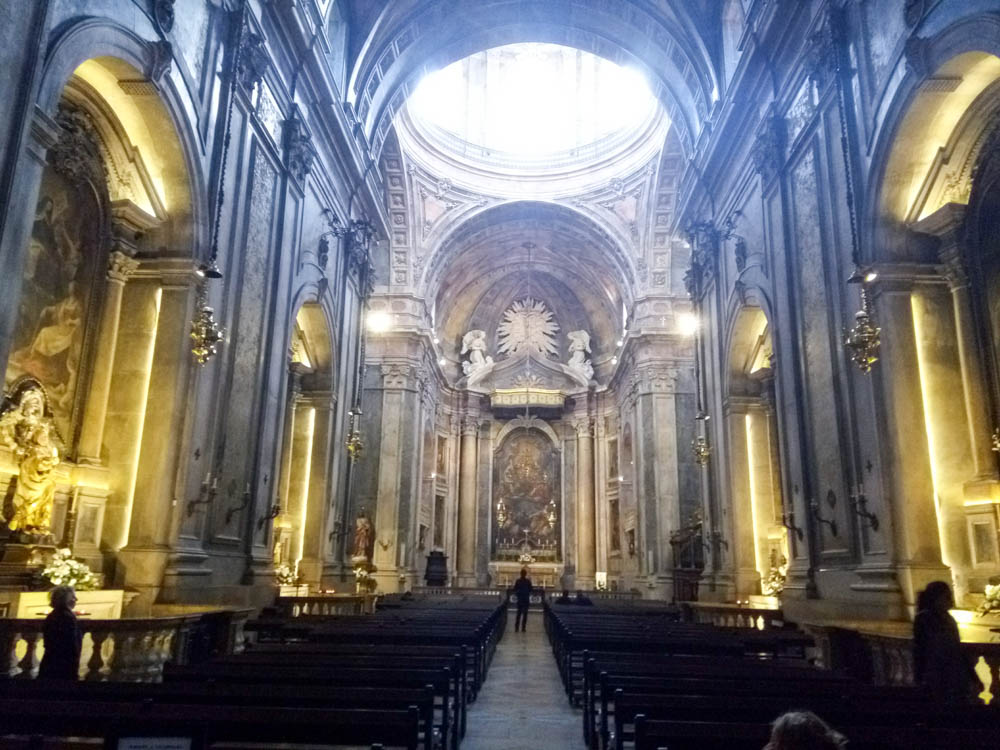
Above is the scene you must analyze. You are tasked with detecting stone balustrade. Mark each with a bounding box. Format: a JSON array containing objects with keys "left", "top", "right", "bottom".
[
  {"left": 683, "top": 601, "right": 785, "bottom": 630},
  {"left": 804, "top": 624, "right": 1000, "bottom": 706},
  {"left": 0, "top": 609, "right": 250, "bottom": 681},
  {"left": 275, "top": 594, "right": 377, "bottom": 617}
]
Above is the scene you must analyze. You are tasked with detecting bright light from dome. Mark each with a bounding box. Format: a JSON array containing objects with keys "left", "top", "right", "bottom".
[
  {"left": 677, "top": 312, "right": 699, "bottom": 337},
  {"left": 367, "top": 310, "right": 392, "bottom": 333},
  {"left": 410, "top": 43, "right": 657, "bottom": 157}
]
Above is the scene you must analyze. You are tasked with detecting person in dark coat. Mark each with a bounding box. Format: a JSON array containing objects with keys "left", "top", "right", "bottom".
[
  {"left": 512, "top": 568, "right": 533, "bottom": 632},
  {"left": 912, "top": 580, "right": 979, "bottom": 701},
  {"left": 38, "top": 585, "right": 81, "bottom": 680}
]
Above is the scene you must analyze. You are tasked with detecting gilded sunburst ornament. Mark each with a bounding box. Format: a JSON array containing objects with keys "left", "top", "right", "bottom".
[{"left": 497, "top": 298, "right": 559, "bottom": 357}]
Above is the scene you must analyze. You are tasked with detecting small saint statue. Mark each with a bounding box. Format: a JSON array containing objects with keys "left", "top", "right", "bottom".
[
  {"left": 352, "top": 514, "right": 373, "bottom": 562},
  {"left": 0, "top": 379, "right": 62, "bottom": 536},
  {"left": 461, "top": 330, "right": 494, "bottom": 376},
  {"left": 566, "top": 330, "right": 594, "bottom": 381}
]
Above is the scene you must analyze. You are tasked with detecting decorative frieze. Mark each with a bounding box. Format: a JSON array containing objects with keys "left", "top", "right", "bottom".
[{"left": 381, "top": 364, "right": 412, "bottom": 389}]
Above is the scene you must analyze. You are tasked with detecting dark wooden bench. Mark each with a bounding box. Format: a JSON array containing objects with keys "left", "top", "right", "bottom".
[
  {"left": 0, "top": 698, "right": 420, "bottom": 750},
  {"left": 0, "top": 680, "right": 437, "bottom": 749}
]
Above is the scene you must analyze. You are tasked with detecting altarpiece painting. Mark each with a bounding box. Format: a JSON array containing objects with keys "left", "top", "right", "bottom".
[{"left": 492, "top": 429, "right": 561, "bottom": 561}]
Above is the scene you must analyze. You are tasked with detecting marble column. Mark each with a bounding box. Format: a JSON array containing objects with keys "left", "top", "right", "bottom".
[
  {"left": 874, "top": 283, "right": 950, "bottom": 606},
  {"left": 276, "top": 366, "right": 305, "bottom": 519},
  {"left": 576, "top": 418, "right": 596, "bottom": 586},
  {"left": 78, "top": 251, "right": 139, "bottom": 463},
  {"left": 726, "top": 402, "right": 760, "bottom": 594},
  {"left": 942, "top": 250, "right": 997, "bottom": 486},
  {"left": 746, "top": 403, "right": 781, "bottom": 578},
  {"left": 456, "top": 417, "right": 479, "bottom": 585},
  {"left": 916, "top": 205, "right": 997, "bottom": 487},
  {"left": 117, "top": 266, "right": 198, "bottom": 613},
  {"left": 299, "top": 391, "right": 335, "bottom": 585}
]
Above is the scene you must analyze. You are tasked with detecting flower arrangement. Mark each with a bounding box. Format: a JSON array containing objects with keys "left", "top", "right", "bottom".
[
  {"left": 42, "top": 548, "right": 100, "bottom": 591},
  {"left": 976, "top": 583, "right": 1000, "bottom": 616},
  {"left": 761, "top": 567, "right": 786, "bottom": 596},
  {"left": 275, "top": 563, "right": 298, "bottom": 586},
  {"left": 354, "top": 563, "right": 377, "bottom": 593}
]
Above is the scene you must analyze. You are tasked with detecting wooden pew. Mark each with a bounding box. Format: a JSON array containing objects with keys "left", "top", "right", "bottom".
[
  {"left": 0, "top": 680, "right": 437, "bottom": 750},
  {"left": 0, "top": 698, "right": 420, "bottom": 750}
]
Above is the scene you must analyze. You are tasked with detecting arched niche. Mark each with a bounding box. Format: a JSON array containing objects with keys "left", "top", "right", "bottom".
[
  {"left": 491, "top": 425, "right": 562, "bottom": 563},
  {"left": 274, "top": 300, "right": 338, "bottom": 586},
  {"left": 724, "top": 305, "right": 787, "bottom": 597}
]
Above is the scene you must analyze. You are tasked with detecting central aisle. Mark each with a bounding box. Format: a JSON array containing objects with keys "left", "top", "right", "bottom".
[{"left": 463, "top": 612, "right": 583, "bottom": 750}]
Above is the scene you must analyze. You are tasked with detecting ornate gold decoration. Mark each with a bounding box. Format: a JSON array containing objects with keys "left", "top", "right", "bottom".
[
  {"left": 692, "top": 436, "right": 711, "bottom": 465},
  {"left": 0, "top": 378, "right": 62, "bottom": 535},
  {"left": 345, "top": 408, "right": 364, "bottom": 463},
  {"left": 991, "top": 427, "right": 1000, "bottom": 453},
  {"left": 496, "top": 498, "right": 508, "bottom": 527},
  {"left": 190, "top": 285, "right": 225, "bottom": 365},
  {"left": 843, "top": 268, "right": 881, "bottom": 373}
]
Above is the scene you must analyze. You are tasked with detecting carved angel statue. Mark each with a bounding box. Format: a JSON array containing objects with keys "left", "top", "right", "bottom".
[
  {"left": 0, "top": 379, "right": 62, "bottom": 534},
  {"left": 461, "top": 329, "right": 494, "bottom": 376},
  {"left": 566, "top": 330, "right": 594, "bottom": 381}
]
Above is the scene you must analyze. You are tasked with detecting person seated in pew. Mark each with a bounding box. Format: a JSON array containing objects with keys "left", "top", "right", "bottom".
[
  {"left": 764, "top": 711, "right": 846, "bottom": 750},
  {"left": 913, "top": 580, "right": 980, "bottom": 702},
  {"left": 572, "top": 590, "right": 593, "bottom": 606},
  {"left": 38, "top": 585, "right": 82, "bottom": 680},
  {"left": 555, "top": 590, "right": 572, "bottom": 604}
]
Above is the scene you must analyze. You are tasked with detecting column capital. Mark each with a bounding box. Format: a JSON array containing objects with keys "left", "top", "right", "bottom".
[
  {"left": 107, "top": 250, "right": 139, "bottom": 283},
  {"left": 460, "top": 417, "right": 480, "bottom": 437},
  {"left": 573, "top": 418, "right": 594, "bottom": 438}
]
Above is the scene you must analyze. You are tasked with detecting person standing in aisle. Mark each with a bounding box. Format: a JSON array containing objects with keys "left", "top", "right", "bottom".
[{"left": 512, "top": 568, "right": 533, "bottom": 632}]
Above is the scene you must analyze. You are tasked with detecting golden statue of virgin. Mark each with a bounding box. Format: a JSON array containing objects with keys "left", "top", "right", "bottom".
[{"left": 0, "top": 379, "right": 62, "bottom": 534}]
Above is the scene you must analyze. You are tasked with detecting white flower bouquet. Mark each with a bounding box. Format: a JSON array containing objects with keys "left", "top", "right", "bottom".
[
  {"left": 976, "top": 583, "right": 1000, "bottom": 616},
  {"left": 41, "top": 548, "right": 100, "bottom": 591},
  {"left": 274, "top": 563, "right": 298, "bottom": 586}
]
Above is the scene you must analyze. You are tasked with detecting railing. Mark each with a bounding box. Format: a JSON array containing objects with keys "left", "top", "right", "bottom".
[
  {"left": 0, "top": 608, "right": 251, "bottom": 681},
  {"left": 682, "top": 601, "right": 785, "bottom": 630},
  {"left": 804, "top": 624, "right": 1000, "bottom": 705},
  {"left": 412, "top": 587, "right": 506, "bottom": 597},
  {"left": 274, "top": 594, "right": 377, "bottom": 617}
]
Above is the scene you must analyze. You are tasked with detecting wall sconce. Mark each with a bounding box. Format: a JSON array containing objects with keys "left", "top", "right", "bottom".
[
  {"left": 190, "top": 283, "right": 225, "bottom": 365},
  {"left": 187, "top": 473, "right": 218, "bottom": 517},
  {"left": 810, "top": 494, "right": 839, "bottom": 537},
  {"left": 850, "top": 484, "right": 879, "bottom": 532},
  {"left": 692, "top": 436, "right": 711, "bottom": 465},
  {"left": 257, "top": 501, "right": 281, "bottom": 531},
  {"left": 781, "top": 510, "right": 805, "bottom": 542},
  {"left": 225, "top": 484, "right": 251, "bottom": 525},
  {"left": 843, "top": 267, "right": 880, "bottom": 373}
]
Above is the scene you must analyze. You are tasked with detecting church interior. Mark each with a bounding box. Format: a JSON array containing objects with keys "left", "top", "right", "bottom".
[{"left": 0, "top": 0, "right": 999, "bottom": 746}]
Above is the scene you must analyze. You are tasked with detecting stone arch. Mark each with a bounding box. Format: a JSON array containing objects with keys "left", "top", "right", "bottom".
[
  {"left": 36, "top": 17, "right": 208, "bottom": 257},
  {"left": 495, "top": 417, "right": 561, "bottom": 449},
  {"left": 347, "top": 0, "right": 717, "bottom": 161},
  {"left": 865, "top": 12, "right": 1000, "bottom": 261}
]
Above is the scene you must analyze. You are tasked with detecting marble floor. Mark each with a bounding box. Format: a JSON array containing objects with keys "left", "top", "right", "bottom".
[{"left": 463, "top": 612, "right": 584, "bottom": 749}]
